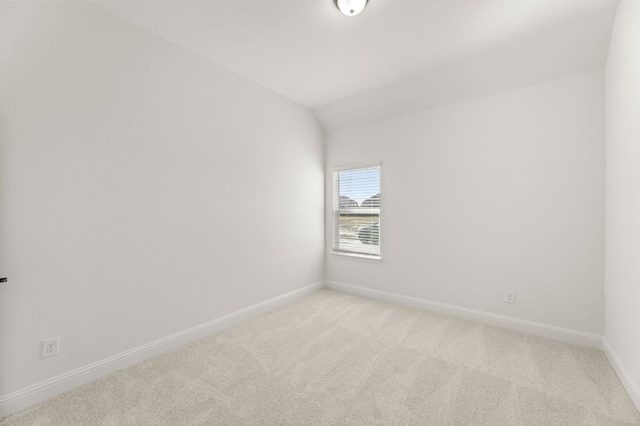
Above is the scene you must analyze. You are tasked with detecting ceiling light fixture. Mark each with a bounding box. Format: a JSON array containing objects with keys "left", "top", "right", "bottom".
[{"left": 334, "top": 0, "right": 369, "bottom": 17}]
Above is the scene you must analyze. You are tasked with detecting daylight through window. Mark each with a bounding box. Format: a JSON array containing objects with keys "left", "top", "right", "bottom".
[{"left": 332, "top": 165, "right": 381, "bottom": 257}]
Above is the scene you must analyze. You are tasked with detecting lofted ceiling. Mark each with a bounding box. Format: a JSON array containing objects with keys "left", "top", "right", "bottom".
[{"left": 95, "top": 0, "right": 619, "bottom": 131}]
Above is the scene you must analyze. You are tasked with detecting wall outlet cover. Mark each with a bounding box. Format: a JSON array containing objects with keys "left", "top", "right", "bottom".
[
  {"left": 504, "top": 291, "right": 516, "bottom": 304},
  {"left": 42, "top": 337, "right": 60, "bottom": 358}
]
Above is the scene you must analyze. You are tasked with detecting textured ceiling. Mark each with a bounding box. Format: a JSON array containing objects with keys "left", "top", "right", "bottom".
[{"left": 95, "top": 0, "right": 619, "bottom": 130}]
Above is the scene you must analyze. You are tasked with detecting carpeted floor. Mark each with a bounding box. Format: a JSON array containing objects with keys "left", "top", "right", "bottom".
[{"left": 2, "top": 289, "right": 639, "bottom": 425}]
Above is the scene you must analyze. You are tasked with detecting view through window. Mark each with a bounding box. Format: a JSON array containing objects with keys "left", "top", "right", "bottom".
[{"left": 332, "top": 166, "right": 381, "bottom": 257}]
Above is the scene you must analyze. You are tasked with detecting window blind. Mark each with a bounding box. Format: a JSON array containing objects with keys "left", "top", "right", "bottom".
[{"left": 332, "top": 165, "right": 381, "bottom": 257}]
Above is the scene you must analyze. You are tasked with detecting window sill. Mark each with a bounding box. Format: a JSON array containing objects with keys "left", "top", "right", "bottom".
[{"left": 330, "top": 251, "right": 382, "bottom": 263}]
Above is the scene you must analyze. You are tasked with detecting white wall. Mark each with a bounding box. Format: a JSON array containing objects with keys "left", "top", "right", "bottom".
[
  {"left": 605, "top": 0, "right": 640, "bottom": 406},
  {"left": 326, "top": 71, "right": 605, "bottom": 335},
  {"left": 0, "top": 2, "right": 324, "bottom": 398}
]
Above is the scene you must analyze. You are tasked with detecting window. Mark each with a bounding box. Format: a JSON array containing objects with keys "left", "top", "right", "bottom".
[{"left": 332, "top": 165, "right": 381, "bottom": 258}]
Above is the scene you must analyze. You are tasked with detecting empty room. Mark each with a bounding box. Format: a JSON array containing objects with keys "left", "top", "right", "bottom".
[{"left": 0, "top": 0, "right": 639, "bottom": 424}]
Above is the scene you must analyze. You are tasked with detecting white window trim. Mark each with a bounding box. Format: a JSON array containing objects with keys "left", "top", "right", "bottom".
[
  {"left": 331, "top": 251, "right": 383, "bottom": 262},
  {"left": 331, "top": 163, "right": 382, "bottom": 261},
  {"left": 332, "top": 162, "right": 381, "bottom": 172}
]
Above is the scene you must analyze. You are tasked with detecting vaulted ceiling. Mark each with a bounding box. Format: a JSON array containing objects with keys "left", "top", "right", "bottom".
[{"left": 96, "top": 0, "right": 619, "bottom": 131}]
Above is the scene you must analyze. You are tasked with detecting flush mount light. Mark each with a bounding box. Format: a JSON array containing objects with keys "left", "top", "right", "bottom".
[{"left": 334, "top": 0, "right": 369, "bottom": 16}]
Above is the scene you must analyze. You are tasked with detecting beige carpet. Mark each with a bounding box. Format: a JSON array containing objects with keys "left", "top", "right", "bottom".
[{"left": 2, "top": 289, "right": 639, "bottom": 425}]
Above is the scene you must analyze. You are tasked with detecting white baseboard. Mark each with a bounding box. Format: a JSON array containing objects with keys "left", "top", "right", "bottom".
[
  {"left": 603, "top": 338, "right": 640, "bottom": 413},
  {"left": 0, "top": 281, "right": 323, "bottom": 418},
  {"left": 325, "top": 280, "right": 603, "bottom": 349}
]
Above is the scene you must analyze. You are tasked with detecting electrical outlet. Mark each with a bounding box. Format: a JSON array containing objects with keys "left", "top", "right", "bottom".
[
  {"left": 42, "top": 337, "right": 59, "bottom": 358},
  {"left": 310, "top": 266, "right": 317, "bottom": 275},
  {"left": 504, "top": 291, "right": 516, "bottom": 304}
]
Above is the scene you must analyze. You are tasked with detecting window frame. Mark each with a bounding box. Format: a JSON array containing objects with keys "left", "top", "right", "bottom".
[{"left": 331, "top": 163, "right": 382, "bottom": 261}]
